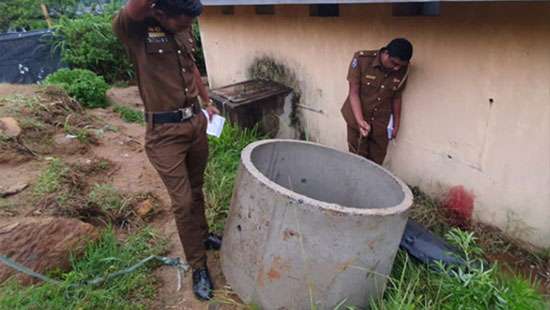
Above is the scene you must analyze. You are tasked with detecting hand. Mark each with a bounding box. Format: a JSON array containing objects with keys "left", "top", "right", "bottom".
[
  {"left": 205, "top": 104, "right": 220, "bottom": 120},
  {"left": 357, "top": 119, "right": 371, "bottom": 137},
  {"left": 392, "top": 126, "right": 399, "bottom": 139}
]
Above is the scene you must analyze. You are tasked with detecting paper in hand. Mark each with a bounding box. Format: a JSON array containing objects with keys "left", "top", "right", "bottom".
[
  {"left": 202, "top": 109, "right": 225, "bottom": 138},
  {"left": 387, "top": 114, "right": 394, "bottom": 140}
]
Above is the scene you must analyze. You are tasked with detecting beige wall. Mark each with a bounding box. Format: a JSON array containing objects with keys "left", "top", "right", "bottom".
[{"left": 199, "top": 3, "right": 550, "bottom": 248}]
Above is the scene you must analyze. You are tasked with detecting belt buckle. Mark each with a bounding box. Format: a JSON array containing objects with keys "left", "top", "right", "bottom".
[{"left": 178, "top": 107, "right": 193, "bottom": 121}]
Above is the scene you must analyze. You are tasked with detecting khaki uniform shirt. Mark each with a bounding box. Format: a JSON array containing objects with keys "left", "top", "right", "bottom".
[
  {"left": 341, "top": 49, "right": 409, "bottom": 130},
  {"left": 113, "top": 8, "right": 199, "bottom": 112}
]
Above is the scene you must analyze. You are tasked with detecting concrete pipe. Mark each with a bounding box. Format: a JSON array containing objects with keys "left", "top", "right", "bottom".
[{"left": 221, "top": 139, "right": 413, "bottom": 309}]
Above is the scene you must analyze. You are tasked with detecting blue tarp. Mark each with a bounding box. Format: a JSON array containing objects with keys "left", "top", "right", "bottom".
[{"left": 0, "top": 29, "right": 64, "bottom": 84}]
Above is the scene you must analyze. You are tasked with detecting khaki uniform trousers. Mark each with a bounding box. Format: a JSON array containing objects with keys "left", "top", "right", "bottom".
[
  {"left": 145, "top": 112, "right": 209, "bottom": 269},
  {"left": 347, "top": 123, "right": 389, "bottom": 165}
]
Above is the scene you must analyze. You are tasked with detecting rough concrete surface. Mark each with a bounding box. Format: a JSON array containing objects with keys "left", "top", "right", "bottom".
[{"left": 222, "top": 140, "right": 413, "bottom": 309}]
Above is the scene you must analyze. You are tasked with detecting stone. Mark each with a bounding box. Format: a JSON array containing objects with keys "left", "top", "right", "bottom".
[
  {"left": 0, "top": 217, "right": 99, "bottom": 285},
  {"left": 53, "top": 133, "right": 85, "bottom": 155},
  {"left": 135, "top": 199, "right": 154, "bottom": 218},
  {"left": 0, "top": 182, "right": 28, "bottom": 198},
  {"left": 0, "top": 117, "right": 21, "bottom": 138}
]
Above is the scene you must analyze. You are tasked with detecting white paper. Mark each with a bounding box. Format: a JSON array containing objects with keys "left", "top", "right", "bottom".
[
  {"left": 202, "top": 109, "right": 225, "bottom": 138},
  {"left": 387, "top": 114, "right": 394, "bottom": 140}
]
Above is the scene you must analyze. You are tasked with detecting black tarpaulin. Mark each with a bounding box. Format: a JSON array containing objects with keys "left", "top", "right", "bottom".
[{"left": 0, "top": 30, "right": 64, "bottom": 84}]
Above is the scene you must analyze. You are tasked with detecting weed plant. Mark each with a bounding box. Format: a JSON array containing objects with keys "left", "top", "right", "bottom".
[
  {"left": 113, "top": 105, "right": 144, "bottom": 124},
  {"left": 366, "top": 229, "right": 547, "bottom": 310},
  {"left": 204, "top": 123, "right": 264, "bottom": 233}
]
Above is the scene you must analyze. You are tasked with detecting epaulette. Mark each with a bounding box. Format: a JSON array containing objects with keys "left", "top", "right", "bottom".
[{"left": 356, "top": 50, "right": 378, "bottom": 57}]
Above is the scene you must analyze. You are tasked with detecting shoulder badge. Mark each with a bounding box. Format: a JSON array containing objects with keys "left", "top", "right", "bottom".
[{"left": 351, "top": 58, "right": 358, "bottom": 69}]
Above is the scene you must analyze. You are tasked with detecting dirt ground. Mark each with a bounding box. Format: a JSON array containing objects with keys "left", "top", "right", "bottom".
[{"left": 0, "top": 84, "right": 230, "bottom": 309}]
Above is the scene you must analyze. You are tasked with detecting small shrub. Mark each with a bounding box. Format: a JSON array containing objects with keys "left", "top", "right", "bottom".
[
  {"left": 192, "top": 20, "right": 206, "bottom": 75},
  {"left": 45, "top": 68, "right": 109, "bottom": 108},
  {"left": 52, "top": 12, "right": 133, "bottom": 83},
  {"left": 0, "top": 0, "right": 78, "bottom": 32}
]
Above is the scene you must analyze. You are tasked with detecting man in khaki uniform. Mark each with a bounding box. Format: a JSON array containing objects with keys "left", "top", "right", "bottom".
[
  {"left": 341, "top": 38, "right": 413, "bottom": 165},
  {"left": 112, "top": 0, "right": 220, "bottom": 301}
]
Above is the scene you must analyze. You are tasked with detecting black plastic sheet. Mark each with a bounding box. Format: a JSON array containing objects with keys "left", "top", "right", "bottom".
[
  {"left": 0, "top": 29, "right": 64, "bottom": 84},
  {"left": 400, "top": 220, "right": 464, "bottom": 266}
]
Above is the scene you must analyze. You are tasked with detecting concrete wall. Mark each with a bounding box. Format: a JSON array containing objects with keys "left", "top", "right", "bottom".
[{"left": 199, "top": 3, "right": 550, "bottom": 248}]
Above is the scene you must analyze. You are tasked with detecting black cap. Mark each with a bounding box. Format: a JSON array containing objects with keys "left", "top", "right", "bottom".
[
  {"left": 386, "top": 38, "right": 413, "bottom": 61},
  {"left": 155, "top": 0, "right": 203, "bottom": 17}
]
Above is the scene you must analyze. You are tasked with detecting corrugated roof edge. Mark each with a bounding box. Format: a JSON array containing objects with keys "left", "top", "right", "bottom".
[{"left": 202, "top": 0, "right": 531, "bottom": 5}]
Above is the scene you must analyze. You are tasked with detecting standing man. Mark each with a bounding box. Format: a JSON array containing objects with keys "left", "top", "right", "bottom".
[
  {"left": 341, "top": 38, "right": 413, "bottom": 165},
  {"left": 112, "top": 0, "right": 220, "bottom": 301}
]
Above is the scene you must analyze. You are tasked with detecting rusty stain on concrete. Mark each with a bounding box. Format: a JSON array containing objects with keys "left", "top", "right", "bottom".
[
  {"left": 257, "top": 266, "right": 265, "bottom": 287},
  {"left": 335, "top": 258, "right": 356, "bottom": 272},
  {"left": 283, "top": 228, "right": 298, "bottom": 240},
  {"left": 368, "top": 240, "right": 376, "bottom": 250},
  {"left": 267, "top": 256, "right": 290, "bottom": 282}
]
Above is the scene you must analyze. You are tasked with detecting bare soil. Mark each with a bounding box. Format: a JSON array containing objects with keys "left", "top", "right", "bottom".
[{"left": 0, "top": 85, "right": 231, "bottom": 309}]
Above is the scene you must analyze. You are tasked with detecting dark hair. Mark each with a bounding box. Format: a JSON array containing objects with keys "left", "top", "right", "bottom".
[
  {"left": 386, "top": 38, "right": 413, "bottom": 61},
  {"left": 154, "top": 0, "right": 203, "bottom": 17}
]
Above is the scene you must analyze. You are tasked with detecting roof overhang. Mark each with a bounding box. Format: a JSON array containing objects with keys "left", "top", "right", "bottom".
[{"left": 202, "top": 0, "right": 540, "bottom": 5}]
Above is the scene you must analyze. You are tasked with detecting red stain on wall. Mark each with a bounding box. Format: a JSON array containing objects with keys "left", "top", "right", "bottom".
[{"left": 443, "top": 186, "right": 475, "bottom": 227}]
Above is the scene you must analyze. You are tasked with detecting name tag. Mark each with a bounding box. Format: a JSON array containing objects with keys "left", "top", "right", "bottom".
[
  {"left": 147, "top": 27, "right": 168, "bottom": 43},
  {"left": 365, "top": 75, "right": 376, "bottom": 80}
]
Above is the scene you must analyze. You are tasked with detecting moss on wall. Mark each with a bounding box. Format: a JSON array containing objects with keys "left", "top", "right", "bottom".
[{"left": 247, "top": 56, "right": 305, "bottom": 138}]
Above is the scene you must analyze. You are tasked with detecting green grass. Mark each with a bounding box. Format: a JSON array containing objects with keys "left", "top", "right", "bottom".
[
  {"left": 1, "top": 95, "right": 45, "bottom": 133},
  {"left": 0, "top": 132, "right": 10, "bottom": 145},
  {"left": 33, "top": 158, "right": 69, "bottom": 198},
  {"left": 113, "top": 105, "right": 144, "bottom": 124},
  {"left": 63, "top": 117, "right": 95, "bottom": 144},
  {"left": 88, "top": 184, "right": 125, "bottom": 212},
  {"left": 204, "top": 123, "right": 264, "bottom": 233},
  {"left": 367, "top": 229, "right": 548, "bottom": 310},
  {"left": 0, "top": 227, "right": 167, "bottom": 309},
  {"left": 0, "top": 197, "right": 16, "bottom": 212}
]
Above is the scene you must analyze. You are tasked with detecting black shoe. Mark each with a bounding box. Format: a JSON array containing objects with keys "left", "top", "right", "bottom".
[
  {"left": 192, "top": 267, "right": 214, "bottom": 301},
  {"left": 204, "top": 233, "right": 222, "bottom": 251}
]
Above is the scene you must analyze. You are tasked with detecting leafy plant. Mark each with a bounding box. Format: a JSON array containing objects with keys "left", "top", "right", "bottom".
[
  {"left": 0, "top": 0, "right": 78, "bottom": 32},
  {"left": 44, "top": 68, "right": 109, "bottom": 108},
  {"left": 192, "top": 20, "right": 206, "bottom": 75},
  {"left": 52, "top": 11, "right": 133, "bottom": 83}
]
